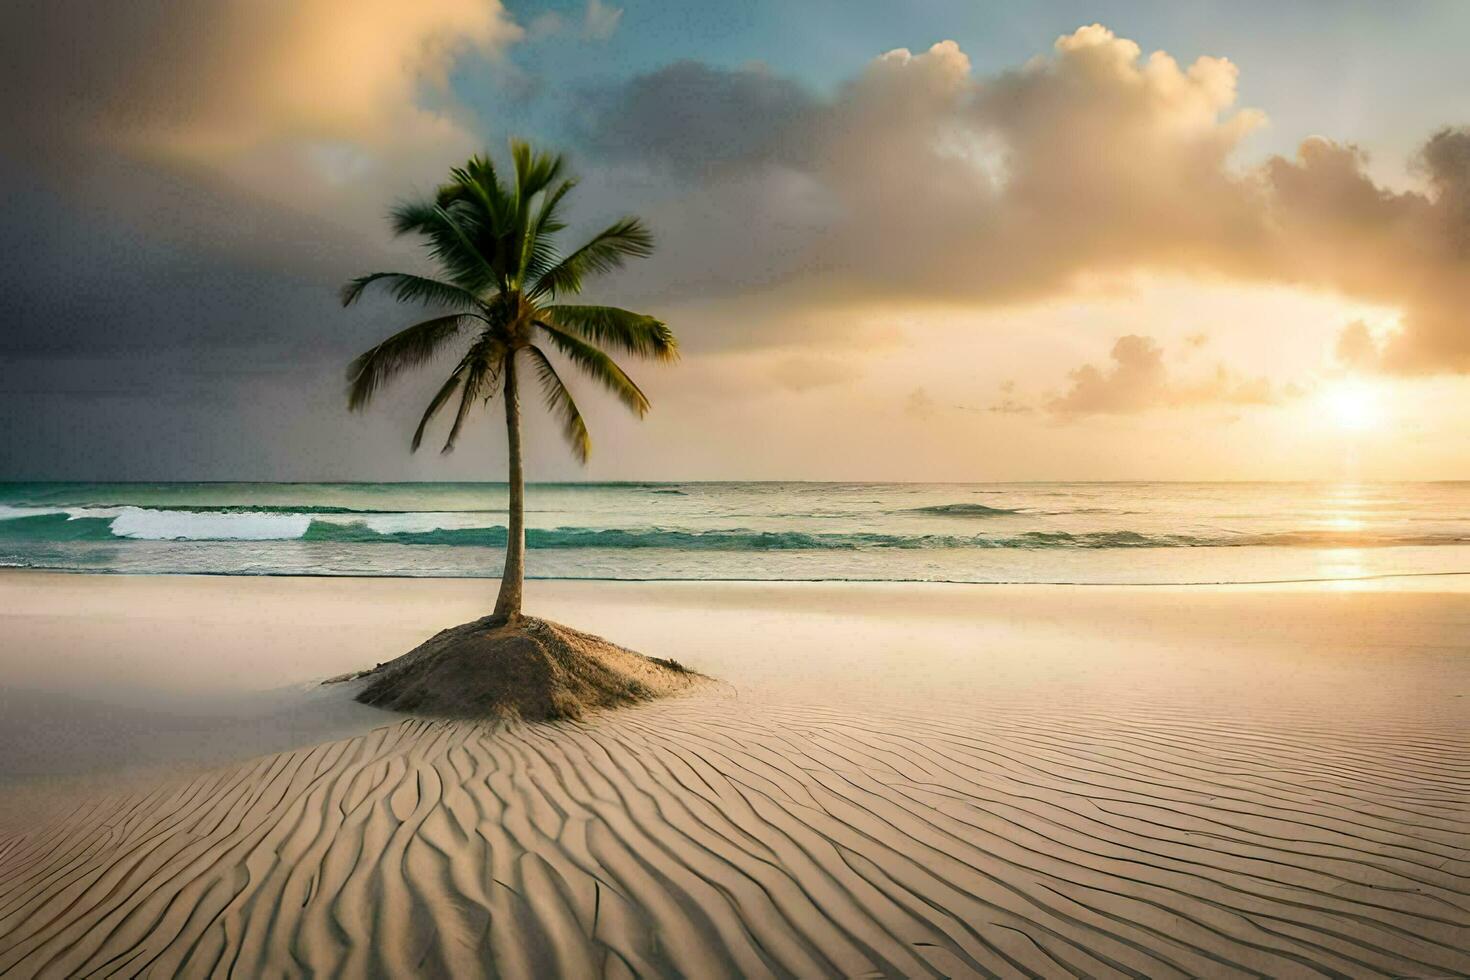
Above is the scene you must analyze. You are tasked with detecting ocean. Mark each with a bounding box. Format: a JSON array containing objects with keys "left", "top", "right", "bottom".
[{"left": 1, "top": 481, "right": 1467, "bottom": 585}]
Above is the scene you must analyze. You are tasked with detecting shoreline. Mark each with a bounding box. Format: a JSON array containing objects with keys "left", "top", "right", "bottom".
[{"left": 6, "top": 565, "right": 1470, "bottom": 589}]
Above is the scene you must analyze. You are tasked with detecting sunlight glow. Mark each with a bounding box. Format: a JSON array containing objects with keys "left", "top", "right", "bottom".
[{"left": 1318, "top": 380, "right": 1385, "bottom": 432}]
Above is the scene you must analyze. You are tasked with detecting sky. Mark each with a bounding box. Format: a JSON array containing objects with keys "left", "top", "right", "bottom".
[{"left": 2, "top": 0, "right": 1469, "bottom": 482}]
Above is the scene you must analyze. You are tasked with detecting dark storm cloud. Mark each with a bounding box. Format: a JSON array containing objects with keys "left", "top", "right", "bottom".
[
  {"left": 0, "top": 160, "right": 369, "bottom": 359},
  {"left": 0, "top": 0, "right": 527, "bottom": 477}
]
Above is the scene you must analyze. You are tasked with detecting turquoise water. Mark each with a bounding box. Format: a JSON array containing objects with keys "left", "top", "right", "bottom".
[{"left": 1, "top": 481, "right": 1467, "bottom": 584}]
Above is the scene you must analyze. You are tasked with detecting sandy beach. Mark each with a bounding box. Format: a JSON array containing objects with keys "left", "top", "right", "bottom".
[{"left": 0, "top": 570, "right": 1466, "bottom": 977}]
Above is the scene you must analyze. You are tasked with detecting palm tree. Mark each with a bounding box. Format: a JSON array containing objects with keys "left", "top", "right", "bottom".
[{"left": 343, "top": 141, "right": 676, "bottom": 623}]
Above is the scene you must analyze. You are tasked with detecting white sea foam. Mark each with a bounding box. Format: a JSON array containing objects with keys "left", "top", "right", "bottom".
[
  {"left": 0, "top": 504, "right": 500, "bottom": 541},
  {"left": 107, "top": 508, "right": 313, "bottom": 541}
]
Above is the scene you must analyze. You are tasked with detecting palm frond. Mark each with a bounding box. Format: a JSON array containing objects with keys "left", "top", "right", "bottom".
[
  {"left": 346, "top": 314, "right": 474, "bottom": 411},
  {"left": 524, "top": 179, "right": 577, "bottom": 284},
  {"left": 510, "top": 139, "right": 566, "bottom": 203},
  {"left": 507, "top": 142, "right": 568, "bottom": 286},
  {"left": 340, "top": 272, "right": 482, "bottom": 310},
  {"left": 344, "top": 144, "right": 670, "bottom": 461},
  {"left": 390, "top": 199, "right": 503, "bottom": 293},
  {"left": 440, "top": 345, "right": 506, "bottom": 454},
  {"left": 442, "top": 158, "right": 514, "bottom": 244},
  {"left": 441, "top": 359, "right": 486, "bottom": 454},
  {"left": 411, "top": 369, "right": 464, "bottom": 452},
  {"left": 526, "top": 346, "right": 591, "bottom": 463},
  {"left": 535, "top": 321, "right": 651, "bottom": 417},
  {"left": 529, "top": 217, "right": 654, "bottom": 299},
  {"left": 534, "top": 179, "right": 576, "bottom": 238},
  {"left": 541, "top": 305, "right": 678, "bottom": 362},
  {"left": 443, "top": 155, "right": 504, "bottom": 210}
]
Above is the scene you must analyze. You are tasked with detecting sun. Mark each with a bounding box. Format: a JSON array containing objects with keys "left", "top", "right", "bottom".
[{"left": 1318, "top": 379, "right": 1384, "bottom": 432}]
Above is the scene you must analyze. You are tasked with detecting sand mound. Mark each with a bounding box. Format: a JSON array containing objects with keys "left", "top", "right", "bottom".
[{"left": 345, "top": 615, "right": 703, "bottom": 720}]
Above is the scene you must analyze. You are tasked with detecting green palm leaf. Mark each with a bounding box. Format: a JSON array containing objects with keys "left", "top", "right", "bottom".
[
  {"left": 526, "top": 346, "right": 591, "bottom": 463},
  {"left": 510, "top": 140, "right": 566, "bottom": 203},
  {"left": 411, "top": 369, "right": 464, "bottom": 452},
  {"left": 443, "top": 156, "right": 507, "bottom": 221},
  {"left": 541, "top": 305, "right": 678, "bottom": 362},
  {"left": 535, "top": 321, "right": 650, "bottom": 417},
  {"left": 345, "top": 141, "right": 670, "bottom": 470},
  {"left": 390, "top": 200, "right": 504, "bottom": 293},
  {"left": 441, "top": 347, "right": 505, "bottom": 453},
  {"left": 529, "top": 217, "right": 654, "bottom": 299},
  {"left": 340, "top": 273, "right": 482, "bottom": 310},
  {"left": 347, "top": 314, "right": 475, "bottom": 411}
]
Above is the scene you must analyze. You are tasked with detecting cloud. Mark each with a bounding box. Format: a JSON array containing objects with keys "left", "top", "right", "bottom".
[
  {"left": 0, "top": 0, "right": 527, "bottom": 254},
  {"left": 1335, "top": 319, "right": 1382, "bottom": 369},
  {"left": 583, "top": 25, "right": 1470, "bottom": 372},
  {"left": 906, "top": 388, "right": 937, "bottom": 420},
  {"left": 1046, "top": 335, "right": 1285, "bottom": 417},
  {"left": 585, "top": 27, "right": 1269, "bottom": 304},
  {"left": 583, "top": 0, "right": 624, "bottom": 41},
  {"left": 581, "top": 61, "right": 814, "bottom": 179},
  {"left": 987, "top": 381, "right": 1034, "bottom": 415},
  {"left": 0, "top": 0, "right": 534, "bottom": 479},
  {"left": 1264, "top": 128, "right": 1470, "bottom": 373},
  {"left": 2, "top": 15, "right": 1466, "bottom": 481},
  {"left": 766, "top": 355, "right": 859, "bottom": 392},
  {"left": 2, "top": 0, "right": 519, "bottom": 157}
]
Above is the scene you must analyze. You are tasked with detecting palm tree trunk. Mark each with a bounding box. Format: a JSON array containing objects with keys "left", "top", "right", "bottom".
[{"left": 493, "top": 351, "right": 525, "bottom": 621}]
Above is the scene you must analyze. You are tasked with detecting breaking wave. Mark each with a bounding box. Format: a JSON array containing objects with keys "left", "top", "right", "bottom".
[
  {"left": 0, "top": 507, "right": 1466, "bottom": 551},
  {"left": 908, "top": 503, "right": 1024, "bottom": 516}
]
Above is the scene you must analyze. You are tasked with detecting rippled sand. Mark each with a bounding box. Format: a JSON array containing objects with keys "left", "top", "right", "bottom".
[{"left": 1, "top": 574, "right": 1467, "bottom": 977}]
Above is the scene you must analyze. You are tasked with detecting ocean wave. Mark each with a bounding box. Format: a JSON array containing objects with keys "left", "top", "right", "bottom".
[
  {"left": 908, "top": 503, "right": 1142, "bottom": 517},
  {"left": 0, "top": 510, "right": 321, "bottom": 542},
  {"left": 304, "top": 524, "right": 871, "bottom": 550},
  {"left": 908, "top": 503, "right": 1023, "bottom": 516},
  {"left": 0, "top": 513, "right": 116, "bottom": 542},
  {"left": 2, "top": 508, "right": 1467, "bottom": 551},
  {"left": 98, "top": 503, "right": 389, "bottom": 515},
  {"left": 5, "top": 503, "right": 504, "bottom": 515},
  {"left": 0, "top": 506, "right": 498, "bottom": 541}
]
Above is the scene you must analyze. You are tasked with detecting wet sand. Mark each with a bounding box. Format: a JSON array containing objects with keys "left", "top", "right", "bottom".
[{"left": 1, "top": 572, "right": 1467, "bottom": 977}]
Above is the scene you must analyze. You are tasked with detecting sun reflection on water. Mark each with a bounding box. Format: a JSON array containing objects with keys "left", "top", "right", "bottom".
[{"left": 1317, "top": 483, "right": 1373, "bottom": 588}]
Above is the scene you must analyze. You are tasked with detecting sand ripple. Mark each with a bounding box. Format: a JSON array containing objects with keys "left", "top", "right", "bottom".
[{"left": 1, "top": 691, "right": 1467, "bottom": 978}]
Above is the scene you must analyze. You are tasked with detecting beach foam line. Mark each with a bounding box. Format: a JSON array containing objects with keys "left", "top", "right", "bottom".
[
  {"left": 1, "top": 692, "right": 1466, "bottom": 978},
  {"left": 6, "top": 565, "right": 1470, "bottom": 588}
]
